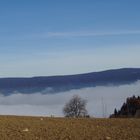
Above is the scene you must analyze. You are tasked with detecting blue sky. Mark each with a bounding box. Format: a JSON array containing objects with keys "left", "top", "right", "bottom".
[{"left": 0, "top": 0, "right": 140, "bottom": 77}]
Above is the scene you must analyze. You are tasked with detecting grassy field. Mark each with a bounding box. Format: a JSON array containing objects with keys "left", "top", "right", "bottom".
[{"left": 0, "top": 116, "right": 139, "bottom": 140}]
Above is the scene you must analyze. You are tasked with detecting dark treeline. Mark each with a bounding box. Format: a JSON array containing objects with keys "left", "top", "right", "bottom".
[{"left": 110, "top": 95, "right": 140, "bottom": 118}]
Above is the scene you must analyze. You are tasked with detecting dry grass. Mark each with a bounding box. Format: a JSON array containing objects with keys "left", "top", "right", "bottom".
[{"left": 0, "top": 116, "right": 139, "bottom": 140}]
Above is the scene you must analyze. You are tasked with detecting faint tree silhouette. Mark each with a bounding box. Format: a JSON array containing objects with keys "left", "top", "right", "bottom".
[{"left": 63, "top": 95, "right": 88, "bottom": 118}]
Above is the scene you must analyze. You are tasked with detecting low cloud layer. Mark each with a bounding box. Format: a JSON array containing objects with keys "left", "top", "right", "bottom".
[{"left": 0, "top": 81, "right": 140, "bottom": 117}]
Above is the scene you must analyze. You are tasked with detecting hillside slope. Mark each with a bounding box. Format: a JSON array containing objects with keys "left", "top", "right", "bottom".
[{"left": 0, "top": 68, "right": 140, "bottom": 95}]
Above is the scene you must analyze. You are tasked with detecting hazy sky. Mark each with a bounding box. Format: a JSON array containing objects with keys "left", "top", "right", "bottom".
[{"left": 0, "top": 0, "right": 140, "bottom": 77}]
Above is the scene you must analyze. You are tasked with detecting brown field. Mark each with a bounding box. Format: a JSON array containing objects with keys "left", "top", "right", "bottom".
[{"left": 0, "top": 116, "right": 139, "bottom": 140}]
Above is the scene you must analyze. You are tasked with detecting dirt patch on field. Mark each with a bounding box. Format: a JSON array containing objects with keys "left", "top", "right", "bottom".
[{"left": 0, "top": 116, "right": 139, "bottom": 140}]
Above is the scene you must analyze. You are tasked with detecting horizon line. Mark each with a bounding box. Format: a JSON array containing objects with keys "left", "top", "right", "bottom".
[{"left": 0, "top": 67, "right": 139, "bottom": 79}]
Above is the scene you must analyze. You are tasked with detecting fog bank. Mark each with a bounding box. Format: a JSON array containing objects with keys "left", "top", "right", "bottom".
[{"left": 0, "top": 81, "right": 140, "bottom": 117}]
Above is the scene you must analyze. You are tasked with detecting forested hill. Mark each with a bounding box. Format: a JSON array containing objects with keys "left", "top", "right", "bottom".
[{"left": 0, "top": 68, "right": 140, "bottom": 95}]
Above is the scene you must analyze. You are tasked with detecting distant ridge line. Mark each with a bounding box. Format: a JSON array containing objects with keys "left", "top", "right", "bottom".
[
  {"left": 0, "top": 68, "right": 140, "bottom": 79},
  {"left": 0, "top": 68, "right": 140, "bottom": 95}
]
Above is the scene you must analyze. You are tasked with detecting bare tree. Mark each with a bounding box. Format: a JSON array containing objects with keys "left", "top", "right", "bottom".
[{"left": 63, "top": 95, "right": 88, "bottom": 118}]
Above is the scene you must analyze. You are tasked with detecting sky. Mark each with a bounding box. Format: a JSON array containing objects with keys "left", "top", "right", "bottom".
[{"left": 0, "top": 0, "right": 140, "bottom": 77}]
